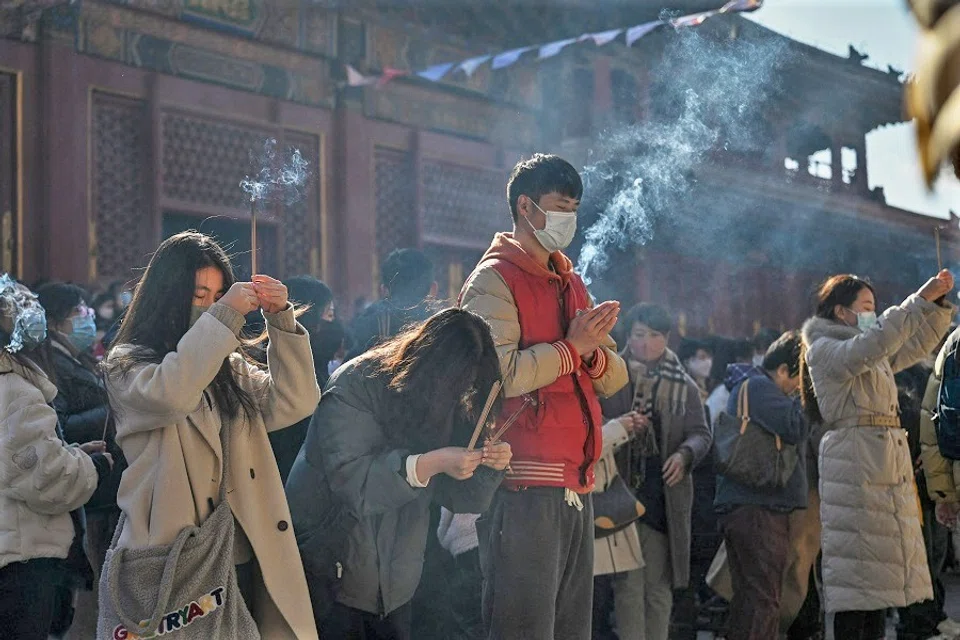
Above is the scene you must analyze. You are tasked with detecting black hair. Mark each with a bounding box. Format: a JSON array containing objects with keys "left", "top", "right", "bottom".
[
  {"left": 285, "top": 275, "right": 334, "bottom": 331},
  {"left": 706, "top": 336, "right": 755, "bottom": 388},
  {"left": 623, "top": 302, "right": 673, "bottom": 335},
  {"left": 103, "top": 231, "right": 260, "bottom": 423},
  {"left": 36, "top": 282, "right": 88, "bottom": 325},
  {"left": 506, "top": 154, "right": 583, "bottom": 222},
  {"left": 677, "top": 338, "right": 710, "bottom": 363},
  {"left": 380, "top": 249, "right": 434, "bottom": 304},
  {"left": 366, "top": 308, "right": 502, "bottom": 453},
  {"left": 801, "top": 274, "right": 876, "bottom": 423},
  {"left": 762, "top": 331, "right": 802, "bottom": 378},
  {"left": 753, "top": 327, "right": 780, "bottom": 353}
]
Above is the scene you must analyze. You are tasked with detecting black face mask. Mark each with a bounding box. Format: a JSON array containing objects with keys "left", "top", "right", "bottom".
[{"left": 312, "top": 319, "right": 345, "bottom": 366}]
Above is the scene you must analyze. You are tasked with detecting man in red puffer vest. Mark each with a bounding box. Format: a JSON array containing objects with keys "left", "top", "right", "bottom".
[{"left": 459, "top": 154, "right": 628, "bottom": 639}]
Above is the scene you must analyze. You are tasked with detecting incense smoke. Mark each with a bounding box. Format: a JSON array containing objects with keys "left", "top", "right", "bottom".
[
  {"left": 240, "top": 138, "right": 311, "bottom": 208},
  {"left": 577, "top": 25, "right": 788, "bottom": 284}
]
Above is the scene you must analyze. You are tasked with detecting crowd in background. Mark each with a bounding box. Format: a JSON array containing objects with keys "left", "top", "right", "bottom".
[{"left": 6, "top": 153, "right": 960, "bottom": 640}]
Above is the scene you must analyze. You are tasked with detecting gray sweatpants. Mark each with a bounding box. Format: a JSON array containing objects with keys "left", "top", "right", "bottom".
[{"left": 477, "top": 487, "right": 594, "bottom": 640}]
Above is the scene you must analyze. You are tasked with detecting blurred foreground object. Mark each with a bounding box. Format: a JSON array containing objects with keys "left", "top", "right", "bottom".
[{"left": 907, "top": 0, "right": 960, "bottom": 185}]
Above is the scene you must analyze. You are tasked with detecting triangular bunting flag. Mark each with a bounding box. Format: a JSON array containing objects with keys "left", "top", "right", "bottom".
[
  {"left": 376, "top": 67, "right": 408, "bottom": 88},
  {"left": 539, "top": 37, "right": 578, "bottom": 60},
  {"left": 492, "top": 46, "right": 535, "bottom": 70},
  {"left": 345, "top": 65, "right": 376, "bottom": 87},
  {"left": 626, "top": 20, "right": 662, "bottom": 47},
  {"left": 579, "top": 28, "right": 623, "bottom": 47},
  {"left": 459, "top": 54, "right": 492, "bottom": 77},
  {"left": 671, "top": 10, "right": 718, "bottom": 29},
  {"left": 417, "top": 62, "right": 455, "bottom": 82},
  {"left": 720, "top": 0, "right": 763, "bottom": 12}
]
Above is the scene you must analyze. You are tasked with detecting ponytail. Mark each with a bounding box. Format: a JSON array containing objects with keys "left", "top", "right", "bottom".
[{"left": 799, "top": 342, "right": 823, "bottom": 424}]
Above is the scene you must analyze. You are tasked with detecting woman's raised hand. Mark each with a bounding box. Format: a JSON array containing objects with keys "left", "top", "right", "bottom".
[
  {"left": 252, "top": 275, "right": 289, "bottom": 314},
  {"left": 918, "top": 269, "right": 955, "bottom": 302},
  {"left": 220, "top": 282, "right": 259, "bottom": 315}
]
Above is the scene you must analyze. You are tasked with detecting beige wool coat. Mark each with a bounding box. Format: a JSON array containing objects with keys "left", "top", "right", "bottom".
[
  {"left": 802, "top": 294, "right": 953, "bottom": 614},
  {"left": 105, "top": 303, "right": 321, "bottom": 639}
]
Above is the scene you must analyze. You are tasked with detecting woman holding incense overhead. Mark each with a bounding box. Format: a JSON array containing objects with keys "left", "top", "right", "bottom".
[
  {"left": 800, "top": 270, "right": 954, "bottom": 640},
  {"left": 286, "top": 308, "right": 512, "bottom": 640},
  {"left": 100, "top": 231, "right": 320, "bottom": 639}
]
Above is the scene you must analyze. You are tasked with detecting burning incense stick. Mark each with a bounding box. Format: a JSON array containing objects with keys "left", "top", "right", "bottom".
[
  {"left": 250, "top": 201, "right": 258, "bottom": 276},
  {"left": 936, "top": 226, "right": 943, "bottom": 271},
  {"left": 489, "top": 395, "right": 534, "bottom": 444},
  {"left": 468, "top": 381, "right": 502, "bottom": 450}
]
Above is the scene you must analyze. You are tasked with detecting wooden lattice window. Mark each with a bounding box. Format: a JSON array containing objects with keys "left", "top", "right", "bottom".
[
  {"left": 281, "top": 130, "right": 321, "bottom": 277},
  {"left": 160, "top": 109, "right": 274, "bottom": 212},
  {"left": 91, "top": 91, "right": 148, "bottom": 279},
  {"left": 374, "top": 146, "right": 416, "bottom": 261},
  {"left": 421, "top": 160, "right": 507, "bottom": 248}
]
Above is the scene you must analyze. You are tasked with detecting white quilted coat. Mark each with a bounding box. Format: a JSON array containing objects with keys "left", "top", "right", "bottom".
[
  {"left": 0, "top": 353, "right": 98, "bottom": 569},
  {"left": 802, "top": 294, "right": 953, "bottom": 613}
]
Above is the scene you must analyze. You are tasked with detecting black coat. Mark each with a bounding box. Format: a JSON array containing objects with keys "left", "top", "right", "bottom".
[
  {"left": 49, "top": 338, "right": 123, "bottom": 510},
  {"left": 286, "top": 358, "right": 503, "bottom": 616}
]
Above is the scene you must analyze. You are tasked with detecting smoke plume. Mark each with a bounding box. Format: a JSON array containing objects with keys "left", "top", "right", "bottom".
[{"left": 577, "top": 22, "right": 789, "bottom": 284}]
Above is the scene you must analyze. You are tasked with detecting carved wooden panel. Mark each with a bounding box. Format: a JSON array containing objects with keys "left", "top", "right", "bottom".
[
  {"left": 0, "top": 73, "right": 17, "bottom": 276},
  {"left": 281, "top": 129, "right": 321, "bottom": 277},
  {"left": 374, "top": 146, "right": 416, "bottom": 261},
  {"left": 160, "top": 109, "right": 274, "bottom": 212},
  {"left": 421, "top": 160, "right": 507, "bottom": 248},
  {"left": 91, "top": 91, "right": 148, "bottom": 278}
]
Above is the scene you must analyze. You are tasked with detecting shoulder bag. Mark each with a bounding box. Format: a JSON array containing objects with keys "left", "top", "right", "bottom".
[{"left": 715, "top": 379, "right": 798, "bottom": 489}]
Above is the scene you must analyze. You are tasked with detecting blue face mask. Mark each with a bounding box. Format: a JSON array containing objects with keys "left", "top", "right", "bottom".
[
  {"left": 848, "top": 309, "right": 878, "bottom": 331},
  {"left": 67, "top": 315, "right": 97, "bottom": 352}
]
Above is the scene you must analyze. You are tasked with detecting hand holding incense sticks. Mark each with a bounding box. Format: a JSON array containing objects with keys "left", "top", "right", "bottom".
[
  {"left": 936, "top": 225, "right": 944, "bottom": 271},
  {"left": 468, "top": 381, "right": 502, "bottom": 450},
  {"left": 250, "top": 200, "right": 258, "bottom": 276}
]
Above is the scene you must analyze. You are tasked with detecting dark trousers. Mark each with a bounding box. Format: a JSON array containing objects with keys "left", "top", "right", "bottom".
[
  {"left": 834, "top": 609, "right": 886, "bottom": 640},
  {"left": 448, "top": 549, "right": 484, "bottom": 640},
  {"left": 323, "top": 601, "right": 412, "bottom": 640},
  {"left": 478, "top": 488, "right": 594, "bottom": 640},
  {"left": 0, "top": 558, "right": 66, "bottom": 640},
  {"left": 787, "top": 563, "right": 823, "bottom": 640},
  {"left": 719, "top": 505, "right": 790, "bottom": 640},
  {"left": 897, "top": 493, "right": 948, "bottom": 640}
]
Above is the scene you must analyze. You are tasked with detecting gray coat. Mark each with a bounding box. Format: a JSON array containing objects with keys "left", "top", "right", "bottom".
[
  {"left": 802, "top": 294, "right": 953, "bottom": 613},
  {"left": 287, "top": 359, "right": 504, "bottom": 616},
  {"left": 599, "top": 355, "right": 712, "bottom": 589}
]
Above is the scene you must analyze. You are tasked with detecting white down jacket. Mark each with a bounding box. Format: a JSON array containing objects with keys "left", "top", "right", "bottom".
[
  {"left": 802, "top": 294, "right": 953, "bottom": 613},
  {"left": 0, "top": 353, "right": 98, "bottom": 569}
]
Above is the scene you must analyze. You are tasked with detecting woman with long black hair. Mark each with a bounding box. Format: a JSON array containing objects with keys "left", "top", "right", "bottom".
[
  {"left": 100, "top": 231, "right": 320, "bottom": 639},
  {"left": 287, "top": 308, "right": 512, "bottom": 640},
  {"left": 800, "top": 270, "right": 954, "bottom": 640}
]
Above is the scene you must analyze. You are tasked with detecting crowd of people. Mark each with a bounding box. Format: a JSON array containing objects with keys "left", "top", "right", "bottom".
[{"left": 4, "top": 153, "right": 960, "bottom": 640}]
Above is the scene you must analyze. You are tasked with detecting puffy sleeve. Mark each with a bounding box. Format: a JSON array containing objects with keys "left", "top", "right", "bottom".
[
  {"left": 0, "top": 375, "right": 98, "bottom": 515},
  {"left": 808, "top": 295, "right": 949, "bottom": 381},
  {"left": 460, "top": 266, "right": 577, "bottom": 398}
]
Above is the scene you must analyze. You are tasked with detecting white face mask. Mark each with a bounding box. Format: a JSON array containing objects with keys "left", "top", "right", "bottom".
[
  {"left": 846, "top": 308, "right": 878, "bottom": 331},
  {"left": 752, "top": 354, "right": 764, "bottom": 367},
  {"left": 687, "top": 357, "right": 712, "bottom": 379},
  {"left": 526, "top": 200, "right": 577, "bottom": 253}
]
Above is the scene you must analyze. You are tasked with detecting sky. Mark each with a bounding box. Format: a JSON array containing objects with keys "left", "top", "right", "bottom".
[{"left": 746, "top": 0, "right": 960, "bottom": 220}]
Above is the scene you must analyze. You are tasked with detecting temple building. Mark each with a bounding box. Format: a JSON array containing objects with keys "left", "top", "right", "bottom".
[{"left": 0, "top": 0, "right": 949, "bottom": 337}]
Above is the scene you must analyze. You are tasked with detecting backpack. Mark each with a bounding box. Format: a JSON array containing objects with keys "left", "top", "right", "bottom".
[{"left": 935, "top": 340, "right": 960, "bottom": 460}]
